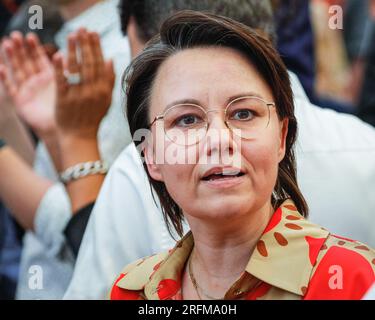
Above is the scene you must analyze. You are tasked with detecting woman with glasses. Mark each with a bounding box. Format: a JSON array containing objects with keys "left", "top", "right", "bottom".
[{"left": 110, "top": 11, "right": 375, "bottom": 300}]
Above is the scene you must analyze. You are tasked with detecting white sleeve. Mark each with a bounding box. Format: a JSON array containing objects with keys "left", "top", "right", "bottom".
[
  {"left": 33, "top": 183, "right": 72, "bottom": 256},
  {"left": 63, "top": 144, "right": 175, "bottom": 299},
  {"left": 293, "top": 86, "right": 375, "bottom": 247},
  {"left": 33, "top": 142, "right": 59, "bottom": 180}
]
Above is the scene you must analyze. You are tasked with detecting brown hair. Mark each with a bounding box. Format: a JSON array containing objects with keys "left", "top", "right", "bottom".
[{"left": 124, "top": 10, "right": 308, "bottom": 238}]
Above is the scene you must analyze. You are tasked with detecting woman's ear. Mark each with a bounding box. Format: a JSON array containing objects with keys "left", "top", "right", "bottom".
[
  {"left": 278, "top": 118, "right": 289, "bottom": 162},
  {"left": 144, "top": 140, "right": 163, "bottom": 182}
]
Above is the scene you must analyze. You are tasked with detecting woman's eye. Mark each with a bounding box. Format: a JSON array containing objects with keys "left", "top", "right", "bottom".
[
  {"left": 175, "top": 114, "right": 202, "bottom": 127},
  {"left": 231, "top": 109, "right": 254, "bottom": 121}
]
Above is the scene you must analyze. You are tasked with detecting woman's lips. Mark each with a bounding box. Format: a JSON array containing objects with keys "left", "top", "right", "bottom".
[
  {"left": 200, "top": 173, "right": 246, "bottom": 189},
  {"left": 201, "top": 166, "right": 244, "bottom": 179}
]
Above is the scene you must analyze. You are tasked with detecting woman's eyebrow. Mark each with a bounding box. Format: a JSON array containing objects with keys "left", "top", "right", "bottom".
[
  {"left": 164, "top": 92, "right": 265, "bottom": 110},
  {"left": 165, "top": 98, "right": 201, "bottom": 110},
  {"left": 226, "top": 92, "right": 264, "bottom": 104}
]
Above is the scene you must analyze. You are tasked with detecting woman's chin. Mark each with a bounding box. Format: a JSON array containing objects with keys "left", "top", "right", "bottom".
[{"left": 193, "top": 196, "right": 253, "bottom": 220}]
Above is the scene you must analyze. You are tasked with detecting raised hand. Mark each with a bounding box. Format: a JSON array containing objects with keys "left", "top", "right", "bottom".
[
  {"left": 0, "top": 32, "right": 56, "bottom": 138},
  {"left": 52, "top": 29, "right": 115, "bottom": 213},
  {"left": 53, "top": 28, "right": 115, "bottom": 140}
]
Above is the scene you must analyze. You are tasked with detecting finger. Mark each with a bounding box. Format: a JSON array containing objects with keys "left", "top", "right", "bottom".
[
  {"left": 0, "top": 64, "right": 17, "bottom": 98},
  {"left": 78, "top": 29, "right": 94, "bottom": 83},
  {"left": 90, "top": 32, "right": 104, "bottom": 79},
  {"left": 67, "top": 32, "right": 80, "bottom": 75},
  {"left": 10, "top": 31, "right": 35, "bottom": 77},
  {"left": 52, "top": 51, "right": 67, "bottom": 95},
  {"left": 1, "top": 38, "right": 25, "bottom": 86},
  {"left": 25, "top": 33, "right": 50, "bottom": 73}
]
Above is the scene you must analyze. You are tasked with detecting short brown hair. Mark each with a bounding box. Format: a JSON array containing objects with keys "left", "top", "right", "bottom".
[{"left": 124, "top": 10, "right": 308, "bottom": 237}]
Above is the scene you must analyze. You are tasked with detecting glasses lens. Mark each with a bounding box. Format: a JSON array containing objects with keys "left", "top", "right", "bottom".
[
  {"left": 226, "top": 97, "right": 271, "bottom": 139},
  {"left": 164, "top": 104, "right": 207, "bottom": 146}
]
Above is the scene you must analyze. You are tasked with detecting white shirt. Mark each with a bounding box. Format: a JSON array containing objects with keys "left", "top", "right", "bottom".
[
  {"left": 63, "top": 72, "right": 375, "bottom": 299},
  {"left": 16, "top": 0, "right": 131, "bottom": 299}
]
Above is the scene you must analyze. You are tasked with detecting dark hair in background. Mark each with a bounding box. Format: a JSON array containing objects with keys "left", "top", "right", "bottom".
[
  {"left": 0, "top": 0, "right": 24, "bottom": 36},
  {"left": 119, "top": 0, "right": 276, "bottom": 44},
  {"left": 124, "top": 10, "right": 308, "bottom": 238},
  {"left": 271, "top": 0, "right": 302, "bottom": 23}
]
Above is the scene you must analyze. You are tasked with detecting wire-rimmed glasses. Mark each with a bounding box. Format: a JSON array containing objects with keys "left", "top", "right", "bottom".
[{"left": 149, "top": 96, "right": 276, "bottom": 146}]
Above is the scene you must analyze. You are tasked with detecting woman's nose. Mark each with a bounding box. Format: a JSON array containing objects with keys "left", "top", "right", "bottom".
[{"left": 204, "top": 115, "right": 236, "bottom": 160}]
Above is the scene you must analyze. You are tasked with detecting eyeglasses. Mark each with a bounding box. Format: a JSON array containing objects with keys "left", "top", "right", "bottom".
[{"left": 149, "top": 96, "right": 276, "bottom": 146}]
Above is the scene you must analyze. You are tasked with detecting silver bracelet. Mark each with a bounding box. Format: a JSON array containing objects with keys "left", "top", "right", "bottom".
[{"left": 59, "top": 160, "right": 108, "bottom": 184}]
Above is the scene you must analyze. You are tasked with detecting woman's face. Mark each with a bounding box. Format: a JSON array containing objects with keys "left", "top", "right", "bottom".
[{"left": 146, "top": 47, "right": 288, "bottom": 222}]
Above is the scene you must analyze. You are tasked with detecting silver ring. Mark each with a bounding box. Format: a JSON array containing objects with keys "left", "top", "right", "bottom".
[{"left": 64, "top": 71, "right": 81, "bottom": 85}]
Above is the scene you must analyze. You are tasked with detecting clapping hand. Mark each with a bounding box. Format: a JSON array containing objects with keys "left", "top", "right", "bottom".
[
  {"left": 0, "top": 32, "right": 56, "bottom": 138},
  {"left": 52, "top": 28, "right": 115, "bottom": 141},
  {"left": 52, "top": 28, "right": 115, "bottom": 212}
]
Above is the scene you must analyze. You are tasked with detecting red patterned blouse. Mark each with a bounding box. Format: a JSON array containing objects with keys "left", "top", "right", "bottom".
[{"left": 110, "top": 200, "right": 375, "bottom": 300}]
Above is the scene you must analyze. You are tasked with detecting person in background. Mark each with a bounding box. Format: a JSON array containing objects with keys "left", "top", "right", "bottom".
[
  {"left": 0, "top": 0, "right": 57, "bottom": 300},
  {"left": 274, "top": 0, "right": 353, "bottom": 114},
  {"left": 273, "top": 0, "right": 316, "bottom": 106},
  {"left": 64, "top": 0, "right": 375, "bottom": 299},
  {"left": 311, "top": 0, "right": 352, "bottom": 108},
  {"left": 0, "top": 0, "right": 131, "bottom": 299},
  {"left": 343, "top": 0, "right": 371, "bottom": 106},
  {"left": 0, "top": 40, "right": 112, "bottom": 294}
]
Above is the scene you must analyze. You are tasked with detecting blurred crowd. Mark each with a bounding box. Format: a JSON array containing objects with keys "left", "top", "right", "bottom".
[{"left": 0, "top": 0, "right": 374, "bottom": 300}]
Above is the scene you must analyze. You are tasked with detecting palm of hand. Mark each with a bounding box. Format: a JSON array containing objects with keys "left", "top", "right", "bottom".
[
  {"left": 14, "top": 67, "right": 56, "bottom": 134},
  {"left": 56, "top": 76, "right": 113, "bottom": 139},
  {"left": 54, "top": 29, "right": 116, "bottom": 140}
]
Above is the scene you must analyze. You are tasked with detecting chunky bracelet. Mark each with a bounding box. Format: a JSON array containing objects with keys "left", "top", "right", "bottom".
[
  {"left": 59, "top": 160, "right": 108, "bottom": 184},
  {"left": 0, "top": 138, "right": 6, "bottom": 150}
]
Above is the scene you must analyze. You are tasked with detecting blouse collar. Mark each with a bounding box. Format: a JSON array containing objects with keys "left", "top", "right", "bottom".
[{"left": 116, "top": 199, "right": 330, "bottom": 299}]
